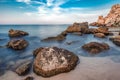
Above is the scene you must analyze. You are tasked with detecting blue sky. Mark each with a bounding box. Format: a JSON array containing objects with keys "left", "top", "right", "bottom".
[{"left": 0, "top": 0, "right": 120, "bottom": 24}]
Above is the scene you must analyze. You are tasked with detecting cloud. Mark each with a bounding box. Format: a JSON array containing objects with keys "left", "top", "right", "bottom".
[{"left": 16, "top": 0, "right": 31, "bottom": 4}]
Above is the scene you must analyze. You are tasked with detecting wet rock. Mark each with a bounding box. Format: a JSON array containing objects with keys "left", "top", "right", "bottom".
[
  {"left": 7, "top": 39, "right": 28, "bottom": 50},
  {"left": 15, "top": 61, "right": 31, "bottom": 76},
  {"left": 9, "top": 29, "right": 29, "bottom": 37},
  {"left": 33, "top": 47, "right": 79, "bottom": 77},
  {"left": 33, "top": 47, "right": 44, "bottom": 57},
  {"left": 109, "top": 36, "right": 120, "bottom": 46},
  {"left": 42, "top": 31, "right": 67, "bottom": 41},
  {"left": 66, "top": 22, "right": 89, "bottom": 33},
  {"left": 24, "top": 76, "right": 34, "bottom": 80},
  {"left": 82, "top": 42, "right": 109, "bottom": 54},
  {"left": 66, "top": 40, "right": 80, "bottom": 45},
  {"left": 94, "top": 33, "right": 106, "bottom": 38}
]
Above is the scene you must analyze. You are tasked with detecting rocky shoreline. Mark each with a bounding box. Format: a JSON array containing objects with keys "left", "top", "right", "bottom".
[{"left": 0, "top": 4, "right": 120, "bottom": 80}]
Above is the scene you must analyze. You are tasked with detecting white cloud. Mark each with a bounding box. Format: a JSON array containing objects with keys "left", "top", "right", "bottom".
[{"left": 16, "top": 0, "right": 31, "bottom": 4}]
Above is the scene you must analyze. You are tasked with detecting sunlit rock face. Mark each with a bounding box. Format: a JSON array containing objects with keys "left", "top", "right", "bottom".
[
  {"left": 33, "top": 47, "right": 79, "bottom": 77},
  {"left": 90, "top": 4, "right": 120, "bottom": 27}
]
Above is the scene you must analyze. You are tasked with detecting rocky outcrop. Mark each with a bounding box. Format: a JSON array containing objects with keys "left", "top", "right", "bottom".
[
  {"left": 24, "top": 76, "right": 34, "bottom": 80},
  {"left": 109, "top": 36, "right": 120, "bottom": 46},
  {"left": 82, "top": 42, "right": 109, "bottom": 54},
  {"left": 94, "top": 33, "right": 106, "bottom": 38},
  {"left": 7, "top": 39, "right": 28, "bottom": 50},
  {"left": 9, "top": 29, "right": 29, "bottom": 37},
  {"left": 66, "top": 22, "right": 89, "bottom": 33},
  {"left": 33, "top": 47, "right": 79, "bottom": 77},
  {"left": 15, "top": 61, "right": 31, "bottom": 76},
  {"left": 90, "top": 4, "right": 120, "bottom": 27}
]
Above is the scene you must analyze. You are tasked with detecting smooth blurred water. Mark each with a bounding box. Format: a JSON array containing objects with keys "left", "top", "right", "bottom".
[{"left": 0, "top": 25, "right": 120, "bottom": 80}]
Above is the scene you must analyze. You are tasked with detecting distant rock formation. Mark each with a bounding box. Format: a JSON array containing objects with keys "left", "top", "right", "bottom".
[{"left": 90, "top": 4, "right": 120, "bottom": 27}]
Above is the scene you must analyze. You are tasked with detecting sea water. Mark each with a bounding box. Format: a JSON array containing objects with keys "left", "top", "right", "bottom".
[{"left": 0, "top": 25, "right": 120, "bottom": 80}]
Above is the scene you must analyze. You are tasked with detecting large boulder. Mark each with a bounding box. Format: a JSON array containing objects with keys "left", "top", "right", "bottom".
[
  {"left": 66, "top": 22, "right": 89, "bottom": 33},
  {"left": 15, "top": 61, "right": 31, "bottom": 76},
  {"left": 109, "top": 36, "right": 120, "bottom": 46},
  {"left": 82, "top": 42, "right": 109, "bottom": 54},
  {"left": 94, "top": 33, "right": 106, "bottom": 38},
  {"left": 7, "top": 39, "right": 28, "bottom": 50},
  {"left": 9, "top": 29, "right": 29, "bottom": 37},
  {"left": 33, "top": 47, "right": 79, "bottom": 77}
]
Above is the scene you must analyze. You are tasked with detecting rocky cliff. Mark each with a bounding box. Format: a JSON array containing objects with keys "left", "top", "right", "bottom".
[{"left": 90, "top": 4, "right": 120, "bottom": 27}]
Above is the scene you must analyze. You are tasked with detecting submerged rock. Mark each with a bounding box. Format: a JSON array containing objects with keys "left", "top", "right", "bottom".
[
  {"left": 82, "top": 42, "right": 109, "bottom": 54},
  {"left": 15, "top": 61, "right": 31, "bottom": 76},
  {"left": 24, "top": 76, "right": 34, "bottom": 80},
  {"left": 9, "top": 29, "right": 29, "bottom": 37},
  {"left": 7, "top": 39, "right": 28, "bottom": 50},
  {"left": 109, "top": 36, "right": 120, "bottom": 46},
  {"left": 42, "top": 31, "right": 67, "bottom": 41},
  {"left": 66, "top": 22, "right": 89, "bottom": 33},
  {"left": 33, "top": 47, "right": 79, "bottom": 77},
  {"left": 94, "top": 33, "right": 106, "bottom": 38}
]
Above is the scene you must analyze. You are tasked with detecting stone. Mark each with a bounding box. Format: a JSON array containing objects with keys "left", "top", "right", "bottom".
[
  {"left": 90, "top": 4, "right": 120, "bottom": 27},
  {"left": 9, "top": 29, "right": 28, "bottom": 37},
  {"left": 33, "top": 47, "right": 79, "bottom": 77},
  {"left": 42, "top": 31, "right": 67, "bottom": 41},
  {"left": 7, "top": 39, "right": 28, "bottom": 50},
  {"left": 15, "top": 61, "right": 31, "bottom": 76},
  {"left": 24, "top": 76, "right": 34, "bottom": 80},
  {"left": 66, "top": 22, "right": 89, "bottom": 33},
  {"left": 94, "top": 33, "right": 106, "bottom": 38},
  {"left": 82, "top": 42, "right": 109, "bottom": 54},
  {"left": 109, "top": 36, "right": 120, "bottom": 46}
]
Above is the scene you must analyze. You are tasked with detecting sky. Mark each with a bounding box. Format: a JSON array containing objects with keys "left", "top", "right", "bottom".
[{"left": 0, "top": 0, "right": 120, "bottom": 24}]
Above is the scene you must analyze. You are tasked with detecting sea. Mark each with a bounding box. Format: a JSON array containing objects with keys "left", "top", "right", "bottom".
[{"left": 0, "top": 25, "right": 120, "bottom": 80}]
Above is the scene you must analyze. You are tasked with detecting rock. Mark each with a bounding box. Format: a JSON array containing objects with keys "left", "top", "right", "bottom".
[
  {"left": 24, "top": 76, "right": 34, "bottom": 80},
  {"left": 66, "top": 40, "right": 80, "bottom": 45},
  {"left": 7, "top": 39, "right": 28, "bottom": 50},
  {"left": 15, "top": 61, "right": 31, "bottom": 76},
  {"left": 90, "top": 4, "right": 120, "bottom": 27},
  {"left": 94, "top": 33, "right": 106, "bottom": 38},
  {"left": 66, "top": 22, "right": 89, "bottom": 33},
  {"left": 33, "top": 47, "right": 44, "bottom": 57},
  {"left": 109, "top": 36, "right": 120, "bottom": 46},
  {"left": 9, "top": 29, "right": 28, "bottom": 37},
  {"left": 82, "top": 42, "right": 109, "bottom": 54},
  {"left": 33, "top": 47, "right": 79, "bottom": 77},
  {"left": 42, "top": 31, "right": 67, "bottom": 41}
]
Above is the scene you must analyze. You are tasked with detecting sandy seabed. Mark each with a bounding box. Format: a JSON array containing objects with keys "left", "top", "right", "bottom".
[{"left": 1, "top": 56, "right": 120, "bottom": 80}]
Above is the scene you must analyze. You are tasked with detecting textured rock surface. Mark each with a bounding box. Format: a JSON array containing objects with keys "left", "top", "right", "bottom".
[
  {"left": 66, "top": 22, "right": 89, "bottom": 33},
  {"left": 7, "top": 39, "right": 28, "bottom": 50},
  {"left": 90, "top": 4, "right": 120, "bottom": 27},
  {"left": 9, "top": 29, "right": 28, "bottom": 37},
  {"left": 33, "top": 47, "right": 79, "bottom": 77},
  {"left": 15, "top": 61, "right": 31, "bottom": 76},
  {"left": 94, "top": 33, "right": 106, "bottom": 38},
  {"left": 82, "top": 42, "right": 109, "bottom": 54},
  {"left": 109, "top": 36, "right": 120, "bottom": 46}
]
